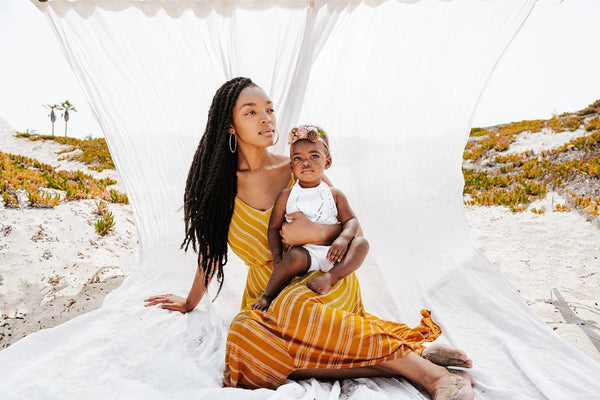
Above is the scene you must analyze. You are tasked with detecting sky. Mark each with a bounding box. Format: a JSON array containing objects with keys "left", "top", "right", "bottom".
[{"left": 0, "top": 0, "right": 599, "bottom": 139}]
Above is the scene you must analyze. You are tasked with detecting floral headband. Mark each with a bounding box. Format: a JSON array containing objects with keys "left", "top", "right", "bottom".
[{"left": 288, "top": 125, "right": 329, "bottom": 150}]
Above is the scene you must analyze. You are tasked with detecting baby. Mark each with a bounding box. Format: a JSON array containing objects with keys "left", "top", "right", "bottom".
[{"left": 251, "top": 125, "right": 369, "bottom": 311}]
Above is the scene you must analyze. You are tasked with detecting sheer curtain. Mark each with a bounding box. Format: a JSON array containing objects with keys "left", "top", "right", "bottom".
[{"left": 1, "top": 0, "right": 598, "bottom": 398}]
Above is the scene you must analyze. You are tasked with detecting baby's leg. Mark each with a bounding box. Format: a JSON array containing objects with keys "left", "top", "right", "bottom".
[
  {"left": 307, "top": 237, "right": 369, "bottom": 295},
  {"left": 251, "top": 246, "right": 311, "bottom": 311}
]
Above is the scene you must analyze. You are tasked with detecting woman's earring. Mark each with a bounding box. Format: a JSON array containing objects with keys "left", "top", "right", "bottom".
[
  {"left": 272, "top": 129, "right": 279, "bottom": 146},
  {"left": 229, "top": 133, "right": 237, "bottom": 153}
]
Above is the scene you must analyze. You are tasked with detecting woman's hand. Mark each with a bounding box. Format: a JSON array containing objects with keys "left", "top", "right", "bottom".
[
  {"left": 280, "top": 212, "right": 318, "bottom": 247},
  {"left": 144, "top": 294, "right": 190, "bottom": 313},
  {"left": 281, "top": 212, "right": 342, "bottom": 246}
]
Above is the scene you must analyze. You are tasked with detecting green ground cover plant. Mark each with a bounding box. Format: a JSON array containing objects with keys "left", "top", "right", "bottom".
[{"left": 0, "top": 151, "right": 127, "bottom": 208}]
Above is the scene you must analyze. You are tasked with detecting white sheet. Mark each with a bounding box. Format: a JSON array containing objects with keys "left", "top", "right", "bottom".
[{"left": 2, "top": 0, "right": 599, "bottom": 398}]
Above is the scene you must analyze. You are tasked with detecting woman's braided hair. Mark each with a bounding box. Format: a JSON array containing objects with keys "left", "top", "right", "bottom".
[{"left": 181, "top": 77, "right": 256, "bottom": 297}]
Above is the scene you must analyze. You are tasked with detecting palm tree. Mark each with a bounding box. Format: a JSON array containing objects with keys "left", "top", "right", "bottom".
[
  {"left": 43, "top": 104, "right": 60, "bottom": 136},
  {"left": 59, "top": 100, "right": 78, "bottom": 137}
]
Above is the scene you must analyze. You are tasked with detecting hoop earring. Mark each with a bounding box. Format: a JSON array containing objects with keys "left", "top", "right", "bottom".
[
  {"left": 272, "top": 129, "right": 279, "bottom": 146},
  {"left": 229, "top": 133, "right": 237, "bottom": 153}
]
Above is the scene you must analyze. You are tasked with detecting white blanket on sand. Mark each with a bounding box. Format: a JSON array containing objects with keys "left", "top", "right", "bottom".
[{"left": 2, "top": 1, "right": 599, "bottom": 398}]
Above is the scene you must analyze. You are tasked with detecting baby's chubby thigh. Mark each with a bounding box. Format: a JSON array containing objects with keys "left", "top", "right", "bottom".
[{"left": 302, "top": 244, "right": 333, "bottom": 273}]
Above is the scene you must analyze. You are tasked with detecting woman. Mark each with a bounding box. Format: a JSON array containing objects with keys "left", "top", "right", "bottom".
[{"left": 145, "top": 77, "right": 474, "bottom": 399}]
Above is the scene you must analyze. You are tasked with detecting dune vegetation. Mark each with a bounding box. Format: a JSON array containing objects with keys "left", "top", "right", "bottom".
[
  {"left": 1, "top": 134, "right": 127, "bottom": 209},
  {"left": 463, "top": 100, "right": 600, "bottom": 217}
]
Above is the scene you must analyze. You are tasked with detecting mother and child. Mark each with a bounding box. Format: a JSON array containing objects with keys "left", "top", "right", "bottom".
[{"left": 145, "top": 77, "right": 474, "bottom": 399}]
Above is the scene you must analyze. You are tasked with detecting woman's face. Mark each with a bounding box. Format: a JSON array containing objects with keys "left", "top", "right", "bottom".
[{"left": 230, "top": 85, "right": 277, "bottom": 148}]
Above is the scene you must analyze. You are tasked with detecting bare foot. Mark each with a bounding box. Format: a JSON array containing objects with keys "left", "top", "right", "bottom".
[
  {"left": 422, "top": 344, "right": 473, "bottom": 368},
  {"left": 307, "top": 272, "right": 337, "bottom": 295},
  {"left": 433, "top": 371, "right": 473, "bottom": 400},
  {"left": 250, "top": 295, "right": 271, "bottom": 311}
]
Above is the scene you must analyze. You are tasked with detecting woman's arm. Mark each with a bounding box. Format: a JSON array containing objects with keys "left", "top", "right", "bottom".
[{"left": 144, "top": 265, "right": 211, "bottom": 313}]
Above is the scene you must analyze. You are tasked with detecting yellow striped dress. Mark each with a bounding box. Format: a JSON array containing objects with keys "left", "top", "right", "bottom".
[{"left": 224, "top": 179, "right": 441, "bottom": 389}]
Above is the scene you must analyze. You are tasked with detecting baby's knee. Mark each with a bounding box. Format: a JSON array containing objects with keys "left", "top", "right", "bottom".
[
  {"left": 284, "top": 247, "right": 310, "bottom": 269},
  {"left": 352, "top": 236, "right": 369, "bottom": 252}
]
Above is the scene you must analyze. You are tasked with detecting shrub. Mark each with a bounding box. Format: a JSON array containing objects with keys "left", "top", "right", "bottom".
[
  {"left": 109, "top": 189, "right": 129, "bottom": 204},
  {"left": 2, "top": 192, "right": 19, "bottom": 208},
  {"left": 585, "top": 116, "right": 600, "bottom": 132},
  {"left": 27, "top": 190, "right": 60, "bottom": 208},
  {"left": 94, "top": 199, "right": 108, "bottom": 216},
  {"left": 95, "top": 211, "right": 115, "bottom": 236},
  {"left": 469, "top": 127, "right": 490, "bottom": 137},
  {"left": 578, "top": 99, "right": 600, "bottom": 116},
  {"left": 563, "top": 115, "right": 583, "bottom": 132},
  {"left": 554, "top": 204, "right": 570, "bottom": 212}
]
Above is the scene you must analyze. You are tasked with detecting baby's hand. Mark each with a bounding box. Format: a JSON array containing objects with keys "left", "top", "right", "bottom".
[{"left": 327, "top": 237, "right": 349, "bottom": 263}]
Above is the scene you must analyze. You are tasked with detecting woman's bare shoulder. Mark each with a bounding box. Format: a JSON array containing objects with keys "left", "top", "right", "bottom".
[{"left": 271, "top": 153, "right": 289, "bottom": 167}]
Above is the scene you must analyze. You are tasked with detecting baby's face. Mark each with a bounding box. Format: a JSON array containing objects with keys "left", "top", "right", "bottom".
[{"left": 289, "top": 140, "right": 331, "bottom": 186}]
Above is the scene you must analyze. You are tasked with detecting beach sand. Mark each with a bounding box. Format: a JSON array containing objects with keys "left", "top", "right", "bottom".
[
  {"left": 1, "top": 117, "right": 598, "bottom": 363},
  {"left": 0, "top": 118, "right": 138, "bottom": 347}
]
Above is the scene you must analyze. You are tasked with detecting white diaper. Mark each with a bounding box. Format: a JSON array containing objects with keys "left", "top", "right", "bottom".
[{"left": 303, "top": 244, "right": 333, "bottom": 273}]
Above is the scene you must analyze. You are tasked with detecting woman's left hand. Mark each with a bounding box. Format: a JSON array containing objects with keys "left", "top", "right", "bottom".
[{"left": 144, "top": 294, "right": 189, "bottom": 313}]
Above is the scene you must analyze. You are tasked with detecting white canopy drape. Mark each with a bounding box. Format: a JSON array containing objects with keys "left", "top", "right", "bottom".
[{"left": 1, "top": 0, "right": 599, "bottom": 398}]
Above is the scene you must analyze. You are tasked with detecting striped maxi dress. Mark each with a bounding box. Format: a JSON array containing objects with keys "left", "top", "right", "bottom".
[{"left": 224, "top": 178, "right": 441, "bottom": 389}]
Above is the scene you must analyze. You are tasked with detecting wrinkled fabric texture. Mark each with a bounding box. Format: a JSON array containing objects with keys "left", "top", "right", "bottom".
[
  {"left": 1, "top": 0, "right": 599, "bottom": 398},
  {"left": 226, "top": 189, "right": 441, "bottom": 389}
]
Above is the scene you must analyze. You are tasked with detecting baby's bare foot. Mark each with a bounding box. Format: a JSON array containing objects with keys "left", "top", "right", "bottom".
[
  {"left": 433, "top": 371, "right": 473, "bottom": 400},
  {"left": 250, "top": 295, "right": 271, "bottom": 311},
  {"left": 422, "top": 344, "right": 473, "bottom": 368},
  {"left": 307, "top": 272, "right": 337, "bottom": 295}
]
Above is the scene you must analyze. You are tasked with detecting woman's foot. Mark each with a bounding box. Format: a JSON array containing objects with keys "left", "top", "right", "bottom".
[
  {"left": 422, "top": 344, "right": 473, "bottom": 368},
  {"left": 250, "top": 295, "right": 272, "bottom": 311},
  {"left": 307, "top": 272, "right": 337, "bottom": 295},
  {"left": 432, "top": 371, "right": 473, "bottom": 400}
]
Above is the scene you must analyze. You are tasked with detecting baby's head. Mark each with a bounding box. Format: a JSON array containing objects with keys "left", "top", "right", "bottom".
[{"left": 288, "top": 125, "right": 331, "bottom": 185}]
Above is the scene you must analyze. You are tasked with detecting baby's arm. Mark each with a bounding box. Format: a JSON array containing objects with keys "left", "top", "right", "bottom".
[
  {"left": 307, "top": 188, "right": 369, "bottom": 295},
  {"left": 268, "top": 189, "right": 292, "bottom": 264},
  {"left": 327, "top": 188, "right": 360, "bottom": 263}
]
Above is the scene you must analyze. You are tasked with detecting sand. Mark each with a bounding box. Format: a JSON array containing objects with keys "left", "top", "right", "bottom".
[
  {"left": 464, "top": 194, "right": 600, "bottom": 362},
  {"left": 1, "top": 117, "right": 598, "bottom": 363},
  {"left": 0, "top": 118, "right": 139, "bottom": 347}
]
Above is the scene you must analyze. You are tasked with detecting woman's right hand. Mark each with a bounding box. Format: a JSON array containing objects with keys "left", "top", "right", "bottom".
[
  {"left": 281, "top": 211, "right": 318, "bottom": 247},
  {"left": 144, "top": 294, "right": 190, "bottom": 313},
  {"left": 282, "top": 211, "right": 342, "bottom": 246}
]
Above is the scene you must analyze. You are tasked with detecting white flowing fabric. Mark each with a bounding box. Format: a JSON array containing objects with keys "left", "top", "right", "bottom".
[{"left": 2, "top": 0, "right": 599, "bottom": 398}]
